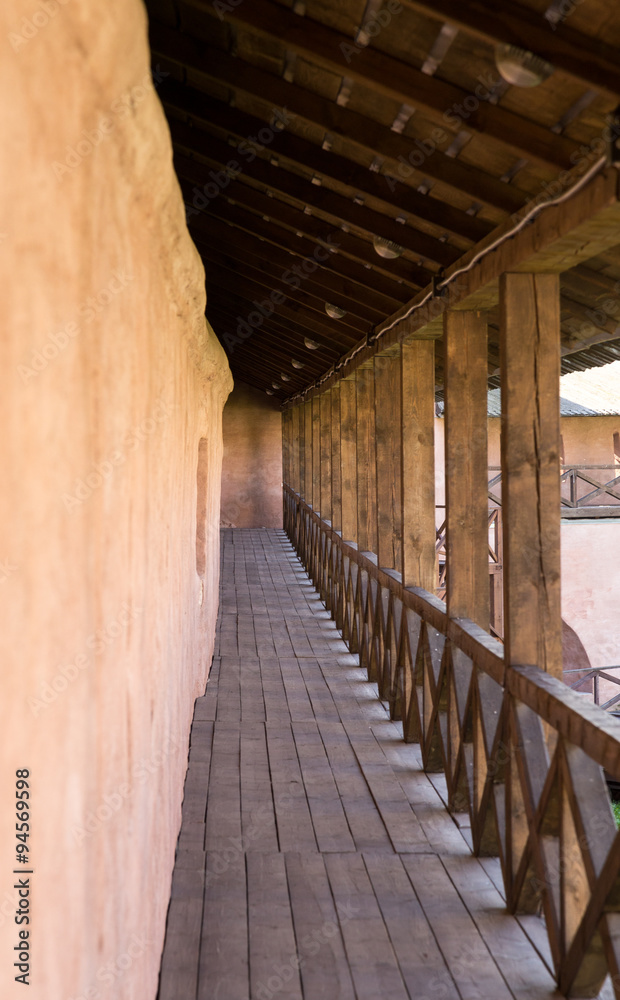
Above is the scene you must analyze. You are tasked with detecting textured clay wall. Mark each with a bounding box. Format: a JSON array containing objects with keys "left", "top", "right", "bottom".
[
  {"left": 221, "top": 381, "right": 283, "bottom": 528},
  {"left": 0, "top": 3, "right": 232, "bottom": 998},
  {"left": 562, "top": 522, "right": 620, "bottom": 672},
  {"left": 488, "top": 415, "right": 620, "bottom": 466}
]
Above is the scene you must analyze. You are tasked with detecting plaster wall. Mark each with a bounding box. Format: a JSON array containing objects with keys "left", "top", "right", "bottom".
[
  {"left": 561, "top": 521, "right": 620, "bottom": 674},
  {"left": 434, "top": 417, "right": 620, "bottom": 674},
  {"left": 487, "top": 414, "right": 620, "bottom": 467},
  {"left": 0, "top": 2, "right": 232, "bottom": 998},
  {"left": 221, "top": 381, "right": 283, "bottom": 528}
]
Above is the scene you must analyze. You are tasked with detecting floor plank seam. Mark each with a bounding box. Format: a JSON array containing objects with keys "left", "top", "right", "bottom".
[{"left": 157, "top": 529, "right": 574, "bottom": 1000}]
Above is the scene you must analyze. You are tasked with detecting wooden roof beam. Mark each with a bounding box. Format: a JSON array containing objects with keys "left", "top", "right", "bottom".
[
  {"left": 204, "top": 275, "right": 357, "bottom": 351},
  {"left": 192, "top": 234, "right": 384, "bottom": 325},
  {"left": 170, "top": 119, "right": 458, "bottom": 267},
  {"left": 399, "top": 0, "right": 620, "bottom": 97},
  {"left": 160, "top": 78, "right": 493, "bottom": 243},
  {"left": 183, "top": 195, "right": 408, "bottom": 310},
  {"left": 149, "top": 23, "right": 526, "bottom": 214},
  {"left": 198, "top": 240, "right": 372, "bottom": 337},
  {"left": 208, "top": 0, "right": 578, "bottom": 169},
  {"left": 191, "top": 220, "right": 389, "bottom": 322},
  {"left": 216, "top": 335, "right": 327, "bottom": 384},
  {"left": 207, "top": 305, "right": 345, "bottom": 368},
  {"left": 175, "top": 156, "right": 428, "bottom": 287},
  {"left": 286, "top": 167, "right": 620, "bottom": 401}
]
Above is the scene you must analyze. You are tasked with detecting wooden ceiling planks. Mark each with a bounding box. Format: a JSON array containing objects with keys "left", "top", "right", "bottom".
[{"left": 145, "top": 0, "right": 620, "bottom": 399}]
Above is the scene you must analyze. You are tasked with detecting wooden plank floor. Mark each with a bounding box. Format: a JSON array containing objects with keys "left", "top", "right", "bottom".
[{"left": 158, "top": 529, "right": 612, "bottom": 1000}]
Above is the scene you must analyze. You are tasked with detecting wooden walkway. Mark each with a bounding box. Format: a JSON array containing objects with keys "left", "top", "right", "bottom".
[{"left": 158, "top": 529, "right": 611, "bottom": 1000}]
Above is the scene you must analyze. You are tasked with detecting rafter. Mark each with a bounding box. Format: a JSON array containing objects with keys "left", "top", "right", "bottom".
[
  {"left": 208, "top": 305, "right": 337, "bottom": 363},
  {"left": 399, "top": 0, "right": 620, "bottom": 97},
  {"left": 160, "top": 79, "right": 493, "bottom": 244},
  {"left": 171, "top": 118, "right": 461, "bottom": 267},
  {"left": 193, "top": 235, "right": 382, "bottom": 326},
  {"left": 186, "top": 197, "right": 408, "bottom": 309},
  {"left": 149, "top": 23, "right": 526, "bottom": 214},
  {"left": 198, "top": 240, "right": 371, "bottom": 336},
  {"left": 191, "top": 220, "right": 389, "bottom": 322},
  {"left": 175, "top": 157, "right": 429, "bottom": 287},
  {"left": 195, "top": 0, "right": 578, "bottom": 169},
  {"left": 204, "top": 272, "right": 358, "bottom": 350}
]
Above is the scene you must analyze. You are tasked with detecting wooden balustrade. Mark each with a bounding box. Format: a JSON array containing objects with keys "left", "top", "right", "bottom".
[
  {"left": 282, "top": 273, "right": 620, "bottom": 996},
  {"left": 283, "top": 484, "right": 620, "bottom": 997}
]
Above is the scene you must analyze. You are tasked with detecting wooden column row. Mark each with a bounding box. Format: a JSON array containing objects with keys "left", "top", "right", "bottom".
[
  {"left": 442, "top": 273, "right": 562, "bottom": 676},
  {"left": 285, "top": 341, "right": 438, "bottom": 589},
  {"left": 284, "top": 268, "right": 561, "bottom": 679}
]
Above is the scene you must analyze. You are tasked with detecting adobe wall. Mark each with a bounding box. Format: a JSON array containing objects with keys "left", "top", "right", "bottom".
[
  {"left": 0, "top": 2, "right": 232, "bottom": 998},
  {"left": 221, "top": 381, "right": 283, "bottom": 528}
]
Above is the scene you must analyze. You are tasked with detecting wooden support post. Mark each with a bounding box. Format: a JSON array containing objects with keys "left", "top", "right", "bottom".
[
  {"left": 500, "top": 272, "right": 562, "bottom": 677},
  {"left": 282, "top": 407, "right": 291, "bottom": 488},
  {"left": 296, "top": 404, "right": 304, "bottom": 497},
  {"left": 340, "top": 379, "right": 357, "bottom": 543},
  {"left": 304, "top": 398, "right": 313, "bottom": 504},
  {"left": 374, "top": 350, "right": 402, "bottom": 571},
  {"left": 401, "top": 340, "right": 436, "bottom": 592},
  {"left": 320, "top": 391, "right": 332, "bottom": 522},
  {"left": 292, "top": 405, "right": 301, "bottom": 493},
  {"left": 356, "top": 364, "right": 378, "bottom": 554},
  {"left": 444, "top": 310, "right": 490, "bottom": 630},
  {"left": 312, "top": 395, "right": 321, "bottom": 514},
  {"left": 331, "top": 385, "right": 342, "bottom": 532}
]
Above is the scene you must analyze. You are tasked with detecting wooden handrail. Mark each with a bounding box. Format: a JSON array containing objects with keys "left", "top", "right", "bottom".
[{"left": 284, "top": 482, "right": 620, "bottom": 997}]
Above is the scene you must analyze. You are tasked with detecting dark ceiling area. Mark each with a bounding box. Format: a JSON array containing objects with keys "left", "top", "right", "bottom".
[{"left": 144, "top": 0, "right": 620, "bottom": 401}]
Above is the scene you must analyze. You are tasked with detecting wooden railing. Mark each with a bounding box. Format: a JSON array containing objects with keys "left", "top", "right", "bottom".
[
  {"left": 284, "top": 484, "right": 620, "bottom": 999},
  {"left": 489, "top": 465, "right": 620, "bottom": 515},
  {"left": 567, "top": 667, "right": 620, "bottom": 711},
  {"left": 436, "top": 505, "right": 503, "bottom": 638}
]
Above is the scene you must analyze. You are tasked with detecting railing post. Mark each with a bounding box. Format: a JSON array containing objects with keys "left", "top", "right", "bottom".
[
  {"left": 356, "top": 363, "right": 377, "bottom": 554},
  {"left": 401, "top": 339, "right": 436, "bottom": 592},
  {"left": 444, "top": 310, "right": 490, "bottom": 629},
  {"left": 374, "top": 348, "right": 402, "bottom": 571},
  {"left": 499, "top": 272, "right": 562, "bottom": 678}
]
